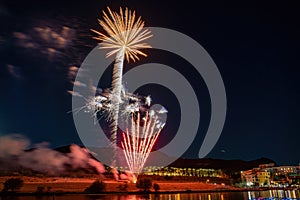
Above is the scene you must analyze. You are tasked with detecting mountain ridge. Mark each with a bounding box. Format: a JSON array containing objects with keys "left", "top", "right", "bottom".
[{"left": 54, "top": 145, "right": 276, "bottom": 171}]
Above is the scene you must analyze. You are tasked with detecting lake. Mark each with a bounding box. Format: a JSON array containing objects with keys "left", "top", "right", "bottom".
[{"left": 1, "top": 190, "right": 299, "bottom": 200}]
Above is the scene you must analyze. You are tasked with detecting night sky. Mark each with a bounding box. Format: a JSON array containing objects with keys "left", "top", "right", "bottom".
[{"left": 0, "top": 0, "right": 299, "bottom": 165}]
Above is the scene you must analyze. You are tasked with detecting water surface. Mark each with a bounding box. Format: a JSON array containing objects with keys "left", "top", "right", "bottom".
[{"left": 1, "top": 190, "right": 299, "bottom": 200}]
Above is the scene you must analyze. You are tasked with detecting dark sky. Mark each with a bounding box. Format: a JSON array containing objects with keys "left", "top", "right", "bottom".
[{"left": 0, "top": 0, "right": 299, "bottom": 165}]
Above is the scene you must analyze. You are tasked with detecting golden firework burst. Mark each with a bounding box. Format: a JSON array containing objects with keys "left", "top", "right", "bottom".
[{"left": 92, "top": 7, "right": 152, "bottom": 62}]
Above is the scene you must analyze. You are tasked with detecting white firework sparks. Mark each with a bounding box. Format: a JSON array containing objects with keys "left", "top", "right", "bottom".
[{"left": 83, "top": 87, "right": 155, "bottom": 122}]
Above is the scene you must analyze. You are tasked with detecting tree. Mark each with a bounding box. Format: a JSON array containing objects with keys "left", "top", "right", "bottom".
[
  {"left": 136, "top": 178, "right": 152, "bottom": 192},
  {"left": 36, "top": 185, "right": 45, "bottom": 194},
  {"left": 153, "top": 183, "right": 160, "bottom": 192},
  {"left": 2, "top": 178, "right": 24, "bottom": 193},
  {"left": 84, "top": 180, "right": 106, "bottom": 194},
  {"left": 118, "top": 183, "right": 128, "bottom": 191}
]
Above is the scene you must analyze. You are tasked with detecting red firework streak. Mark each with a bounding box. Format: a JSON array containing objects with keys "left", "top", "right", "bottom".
[{"left": 121, "top": 113, "right": 162, "bottom": 175}]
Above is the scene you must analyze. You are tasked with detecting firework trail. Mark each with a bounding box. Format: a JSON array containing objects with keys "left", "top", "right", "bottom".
[
  {"left": 91, "top": 7, "right": 152, "bottom": 168},
  {"left": 121, "top": 112, "right": 164, "bottom": 175}
]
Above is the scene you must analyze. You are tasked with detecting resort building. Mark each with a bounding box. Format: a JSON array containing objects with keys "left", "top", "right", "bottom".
[
  {"left": 241, "top": 169, "right": 270, "bottom": 186},
  {"left": 241, "top": 163, "right": 300, "bottom": 187},
  {"left": 143, "top": 166, "right": 223, "bottom": 178},
  {"left": 256, "top": 171, "right": 271, "bottom": 186}
]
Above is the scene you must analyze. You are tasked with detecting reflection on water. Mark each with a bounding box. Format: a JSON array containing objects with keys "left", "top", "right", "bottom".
[
  {"left": 1, "top": 190, "right": 299, "bottom": 200},
  {"left": 247, "top": 189, "right": 300, "bottom": 199},
  {"left": 151, "top": 192, "right": 248, "bottom": 200}
]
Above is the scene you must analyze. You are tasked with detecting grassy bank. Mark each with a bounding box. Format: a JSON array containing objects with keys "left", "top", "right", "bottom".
[{"left": 0, "top": 176, "right": 235, "bottom": 194}]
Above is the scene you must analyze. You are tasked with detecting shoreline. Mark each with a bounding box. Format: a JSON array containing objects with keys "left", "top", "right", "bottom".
[{"left": 0, "top": 176, "right": 298, "bottom": 196}]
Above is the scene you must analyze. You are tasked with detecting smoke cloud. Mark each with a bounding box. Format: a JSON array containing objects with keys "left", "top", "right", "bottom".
[
  {"left": 119, "top": 171, "right": 136, "bottom": 182},
  {"left": 0, "top": 134, "right": 29, "bottom": 159},
  {"left": 0, "top": 134, "right": 106, "bottom": 175}
]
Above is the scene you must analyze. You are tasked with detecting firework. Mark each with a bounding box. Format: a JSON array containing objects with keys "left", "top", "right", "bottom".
[
  {"left": 91, "top": 7, "right": 152, "bottom": 167},
  {"left": 71, "top": 85, "right": 167, "bottom": 180},
  {"left": 91, "top": 7, "right": 152, "bottom": 61},
  {"left": 82, "top": 87, "right": 156, "bottom": 122},
  {"left": 121, "top": 112, "right": 164, "bottom": 175}
]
